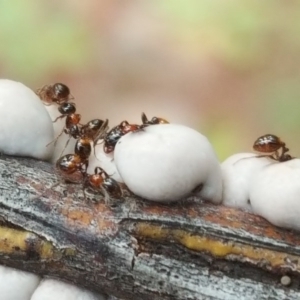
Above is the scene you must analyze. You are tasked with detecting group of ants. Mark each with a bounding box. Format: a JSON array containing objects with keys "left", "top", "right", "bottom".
[
  {"left": 36, "top": 83, "right": 293, "bottom": 204},
  {"left": 36, "top": 83, "right": 168, "bottom": 203}
]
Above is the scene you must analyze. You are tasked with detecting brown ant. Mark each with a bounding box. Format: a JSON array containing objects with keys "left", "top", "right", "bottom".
[
  {"left": 71, "top": 118, "right": 109, "bottom": 160},
  {"left": 56, "top": 120, "right": 109, "bottom": 181},
  {"left": 141, "top": 112, "right": 169, "bottom": 126},
  {"left": 83, "top": 167, "right": 122, "bottom": 204},
  {"left": 253, "top": 134, "right": 292, "bottom": 162},
  {"left": 80, "top": 118, "right": 109, "bottom": 149},
  {"left": 36, "top": 83, "right": 73, "bottom": 105},
  {"left": 60, "top": 121, "right": 106, "bottom": 173},
  {"left": 47, "top": 102, "right": 81, "bottom": 153},
  {"left": 102, "top": 120, "right": 142, "bottom": 153},
  {"left": 56, "top": 153, "right": 88, "bottom": 184}
]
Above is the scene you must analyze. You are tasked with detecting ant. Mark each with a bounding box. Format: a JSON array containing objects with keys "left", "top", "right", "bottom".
[
  {"left": 55, "top": 128, "right": 95, "bottom": 184},
  {"left": 141, "top": 112, "right": 169, "bottom": 126},
  {"left": 56, "top": 120, "right": 109, "bottom": 182},
  {"left": 36, "top": 83, "right": 73, "bottom": 105},
  {"left": 73, "top": 119, "right": 109, "bottom": 166},
  {"left": 83, "top": 167, "right": 122, "bottom": 204},
  {"left": 47, "top": 102, "right": 81, "bottom": 154},
  {"left": 80, "top": 118, "right": 109, "bottom": 149},
  {"left": 56, "top": 153, "right": 88, "bottom": 184},
  {"left": 253, "top": 134, "right": 292, "bottom": 162},
  {"left": 102, "top": 120, "right": 142, "bottom": 153}
]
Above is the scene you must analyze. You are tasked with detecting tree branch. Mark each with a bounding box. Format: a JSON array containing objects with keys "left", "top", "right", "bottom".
[{"left": 0, "top": 155, "right": 299, "bottom": 299}]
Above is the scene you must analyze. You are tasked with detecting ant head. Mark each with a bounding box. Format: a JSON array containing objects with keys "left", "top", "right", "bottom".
[{"left": 58, "top": 102, "right": 76, "bottom": 115}]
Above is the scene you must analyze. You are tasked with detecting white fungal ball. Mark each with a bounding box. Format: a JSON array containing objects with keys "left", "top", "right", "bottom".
[
  {"left": 0, "top": 79, "right": 54, "bottom": 160},
  {"left": 249, "top": 158, "right": 300, "bottom": 231},
  {"left": 114, "top": 124, "right": 222, "bottom": 203},
  {"left": 221, "top": 153, "right": 275, "bottom": 212},
  {"left": 281, "top": 275, "right": 292, "bottom": 286},
  {"left": 0, "top": 265, "right": 40, "bottom": 300},
  {"left": 30, "top": 279, "right": 106, "bottom": 300},
  {"left": 44, "top": 104, "right": 76, "bottom": 163},
  {"left": 88, "top": 145, "right": 123, "bottom": 182}
]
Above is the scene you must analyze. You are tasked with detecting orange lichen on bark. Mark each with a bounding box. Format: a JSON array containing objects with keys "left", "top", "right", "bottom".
[
  {"left": 97, "top": 219, "right": 118, "bottom": 235},
  {"left": 64, "top": 209, "right": 94, "bottom": 226}
]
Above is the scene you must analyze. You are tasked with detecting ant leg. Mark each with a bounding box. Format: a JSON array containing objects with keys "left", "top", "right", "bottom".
[
  {"left": 93, "top": 142, "right": 101, "bottom": 161},
  {"left": 279, "top": 146, "right": 292, "bottom": 162},
  {"left": 281, "top": 146, "right": 289, "bottom": 156},
  {"left": 59, "top": 136, "right": 72, "bottom": 157},
  {"left": 82, "top": 187, "right": 88, "bottom": 201},
  {"left": 94, "top": 166, "right": 104, "bottom": 175},
  {"left": 273, "top": 150, "right": 280, "bottom": 160},
  {"left": 101, "top": 186, "right": 111, "bottom": 206},
  {"left": 53, "top": 115, "right": 65, "bottom": 123},
  {"left": 46, "top": 129, "right": 65, "bottom": 147},
  {"left": 80, "top": 161, "right": 89, "bottom": 176},
  {"left": 233, "top": 154, "right": 275, "bottom": 165}
]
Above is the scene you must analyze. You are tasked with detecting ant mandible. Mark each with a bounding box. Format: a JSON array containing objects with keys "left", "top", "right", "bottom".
[
  {"left": 36, "top": 83, "right": 73, "bottom": 105},
  {"left": 253, "top": 134, "right": 292, "bottom": 162}
]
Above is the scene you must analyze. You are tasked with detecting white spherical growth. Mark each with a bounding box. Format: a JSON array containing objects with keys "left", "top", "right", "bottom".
[
  {"left": 0, "top": 79, "right": 54, "bottom": 160},
  {"left": 30, "top": 279, "right": 106, "bottom": 300},
  {"left": 114, "top": 124, "right": 222, "bottom": 203},
  {"left": 249, "top": 158, "right": 300, "bottom": 231},
  {"left": 221, "top": 153, "right": 275, "bottom": 212},
  {"left": 0, "top": 265, "right": 40, "bottom": 300}
]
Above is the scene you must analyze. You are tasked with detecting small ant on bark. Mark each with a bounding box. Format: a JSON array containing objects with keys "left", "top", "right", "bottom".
[
  {"left": 253, "top": 134, "right": 292, "bottom": 162},
  {"left": 36, "top": 83, "right": 73, "bottom": 105},
  {"left": 56, "top": 153, "right": 88, "bottom": 183},
  {"left": 103, "top": 120, "right": 142, "bottom": 153},
  {"left": 83, "top": 167, "right": 122, "bottom": 204}
]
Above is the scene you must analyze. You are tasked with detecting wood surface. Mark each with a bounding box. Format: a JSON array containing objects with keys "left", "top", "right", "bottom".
[{"left": 0, "top": 155, "right": 299, "bottom": 300}]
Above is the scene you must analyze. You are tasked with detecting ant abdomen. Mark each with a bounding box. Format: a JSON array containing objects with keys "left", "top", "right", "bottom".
[
  {"left": 75, "top": 138, "right": 92, "bottom": 160},
  {"left": 253, "top": 134, "right": 285, "bottom": 153}
]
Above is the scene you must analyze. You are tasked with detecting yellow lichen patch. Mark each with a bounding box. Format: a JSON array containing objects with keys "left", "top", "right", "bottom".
[
  {"left": 0, "top": 226, "right": 75, "bottom": 259},
  {"left": 63, "top": 248, "right": 77, "bottom": 256},
  {"left": 0, "top": 226, "right": 34, "bottom": 253},
  {"left": 135, "top": 223, "right": 300, "bottom": 272},
  {"left": 37, "top": 240, "right": 56, "bottom": 259}
]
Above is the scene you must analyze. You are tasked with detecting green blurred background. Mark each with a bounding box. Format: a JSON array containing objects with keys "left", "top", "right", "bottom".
[{"left": 1, "top": 0, "right": 300, "bottom": 161}]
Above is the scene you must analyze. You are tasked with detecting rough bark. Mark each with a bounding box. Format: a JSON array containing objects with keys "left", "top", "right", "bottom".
[{"left": 0, "top": 155, "right": 299, "bottom": 299}]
